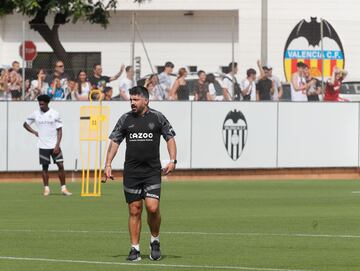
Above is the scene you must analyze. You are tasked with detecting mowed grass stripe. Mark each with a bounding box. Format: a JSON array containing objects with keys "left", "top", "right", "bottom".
[
  {"left": 1, "top": 229, "right": 360, "bottom": 239},
  {"left": 0, "top": 256, "right": 314, "bottom": 271}
]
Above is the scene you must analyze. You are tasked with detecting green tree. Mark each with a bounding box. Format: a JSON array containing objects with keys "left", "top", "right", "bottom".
[{"left": 0, "top": 0, "right": 145, "bottom": 73}]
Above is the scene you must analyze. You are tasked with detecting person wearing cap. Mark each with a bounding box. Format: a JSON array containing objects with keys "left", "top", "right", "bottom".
[
  {"left": 324, "top": 67, "right": 348, "bottom": 102},
  {"left": 158, "top": 61, "right": 174, "bottom": 100},
  {"left": 267, "top": 65, "right": 283, "bottom": 101},
  {"left": 23, "top": 94, "right": 72, "bottom": 196},
  {"left": 256, "top": 60, "right": 275, "bottom": 101}
]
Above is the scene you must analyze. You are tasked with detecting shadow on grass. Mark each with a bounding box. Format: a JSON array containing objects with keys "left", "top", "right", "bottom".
[{"left": 111, "top": 254, "right": 182, "bottom": 260}]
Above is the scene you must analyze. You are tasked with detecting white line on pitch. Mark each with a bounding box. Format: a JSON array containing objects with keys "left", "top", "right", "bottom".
[
  {"left": 0, "top": 229, "right": 359, "bottom": 239},
  {"left": 0, "top": 256, "right": 313, "bottom": 271},
  {"left": 351, "top": 191, "right": 360, "bottom": 193}
]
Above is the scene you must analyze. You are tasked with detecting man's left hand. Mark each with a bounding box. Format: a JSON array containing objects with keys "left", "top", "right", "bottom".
[
  {"left": 163, "top": 162, "right": 176, "bottom": 175},
  {"left": 53, "top": 146, "right": 60, "bottom": 155}
]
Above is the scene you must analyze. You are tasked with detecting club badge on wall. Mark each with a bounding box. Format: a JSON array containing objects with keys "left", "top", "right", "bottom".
[
  {"left": 222, "top": 110, "right": 248, "bottom": 161},
  {"left": 283, "top": 17, "right": 345, "bottom": 82}
]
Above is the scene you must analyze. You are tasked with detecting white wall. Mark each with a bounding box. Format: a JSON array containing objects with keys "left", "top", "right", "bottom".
[
  {"left": 191, "top": 102, "right": 277, "bottom": 168},
  {"left": 0, "top": 102, "right": 7, "bottom": 171},
  {"left": 3, "top": 101, "right": 360, "bottom": 171},
  {"left": 277, "top": 102, "right": 359, "bottom": 168}
]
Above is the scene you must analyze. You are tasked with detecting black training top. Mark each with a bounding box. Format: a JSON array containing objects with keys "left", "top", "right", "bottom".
[{"left": 109, "top": 108, "right": 176, "bottom": 177}]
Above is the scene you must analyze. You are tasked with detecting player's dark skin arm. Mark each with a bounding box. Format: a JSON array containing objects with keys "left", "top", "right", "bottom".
[
  {"left": 163, "top": 137, "right": 177, "bottom": 175},
  {"left": 104, "top": 140, "right": 120, "bottom": 178},
  {"left": 23, "top": 122, "right": 38, "bottom": 137}
]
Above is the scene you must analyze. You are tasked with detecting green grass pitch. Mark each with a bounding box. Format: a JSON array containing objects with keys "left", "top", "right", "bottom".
[{"left": 0, "top": 179, "right": 360, "bottom": 271}]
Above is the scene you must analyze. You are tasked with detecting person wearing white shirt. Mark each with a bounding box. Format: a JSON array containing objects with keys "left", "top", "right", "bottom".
[
  {"left": 119, "top": 66, "right": 136, "bottom": 101},
  {"left": 23, "top": 95, "right": 72, "bottom": 196},
  {"left": 158, "top": 61, "right": 174, "bottom": 100},
  {"left": 223, "top": 62, "right": 239, "bottom": 101},
  {"left": 30, "top": 69, "right": 49, "bottom": 100},
  {"left": 240, "top": 68, "right": 257, "bottom": 101},
  {"left": 267, "top": 66, "right": 283, "bottom": 101},
  {"left": 291, "top": 62, "right": 308, "bottom": 102}
]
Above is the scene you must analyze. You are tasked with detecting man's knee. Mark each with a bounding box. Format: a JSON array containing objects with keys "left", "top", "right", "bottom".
[
  {"left": 146, "top": 201, "right": 160, "bottom": 215},
  {"left": 129, "top": 202, "right": 142, "bottom": 217},
  {"left": 42, "top": 164, "right": 49, "bottom": 171},
  {"left": 57, "top": 163, "right": 64, "bottom": 170}
]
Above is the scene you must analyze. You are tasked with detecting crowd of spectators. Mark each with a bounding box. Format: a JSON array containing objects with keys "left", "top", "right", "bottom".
[{"left": 0, "top": 59, "right": 347, "bottom": 102}]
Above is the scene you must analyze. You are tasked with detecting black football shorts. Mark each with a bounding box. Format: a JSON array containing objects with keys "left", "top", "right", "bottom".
[
  {"left": 123, "top": 173, "right": 161, "bottom": 204},
  {"left": 39, "top": 148, "right": 64, "bottom": 165}
]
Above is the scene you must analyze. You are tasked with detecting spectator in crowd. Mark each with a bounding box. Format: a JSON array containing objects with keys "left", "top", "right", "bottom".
[
  {"left": 0, "top": 69, "right": 11, "bottom": 100},
  {"left": 267, "top": 66, "right": 283, "bottom": 101},
  {"left": 66, "top": 78, "right": 78, "bottom": 100},
  {"left": 119, "top": 66, "right": 136, "bottom": 101},
  {"left": 8, "top": 70, "right": 22, "bottom": 100},
  {"left": 89, "top": 63, "right": 125, "bottom": 91},
  {"left": 11, "top": 61, "right": 22, "bottom": 75},
  {"left": 24, "top": 79, "right": 32, "bottom": 101},
  {"left": 223, "top": 62, "right": 241, "bottom": 101},
  {"left": 304, "top": 67, "right": 321, "bottom": 102},
  {"left": 169, "top": 67, "right": 189, "bottom": 101},
  {"left": 240, "top": 68, "right": 257, "bottom": 101},
  {"left": 324, "top": 67, "right": 348, "bottom": 102},
  {"left": 103, "top": 86, "right": 113, "bottom": 101},
  {"left": 47, "top": 77, "right": 65, "bottom": 100},
  {"left": 46, "top": 60, "right": 69, "bottom": 90},
  {"left": 76, "top": 70, "right": 91, "bottom": 101},
  {"left": 30, "top": 69, "right": 49, "bottom": 100},
  {"left": 158, "top": 61, "right": 174, "bottom": 100},
  {"left": 206, "top": 73, "right": 217, "bottom": 101},
  {"left": 144, "top": 74, "right": 164, "bottom": 100},
  {"left": 291, "top": 62, "right": 308, "bottom": 102},
  {"left": 256, "top": 61, "right": 275, "bottom": 101},
  {"left": 194, "top": 70, "right": 210, "bottom": 101}
]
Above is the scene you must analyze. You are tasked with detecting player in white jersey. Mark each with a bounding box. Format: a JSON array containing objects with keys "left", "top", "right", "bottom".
[{"left": 23, "top": 94, "right": 72, "bottom": 196}]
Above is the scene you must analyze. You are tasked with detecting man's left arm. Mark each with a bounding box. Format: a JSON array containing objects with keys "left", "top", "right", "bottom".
[
  {"left": 54, "top": 128, "right": 62, "bottom": 155},
  {"left": 159, "top": 112, "right": 177, "bottom": 175},
  {"left": 163, "top": 138, "right": 177, "bottom": 175},
  {"left": 54, "top": 112, "right": 63, "bottom": 155}
]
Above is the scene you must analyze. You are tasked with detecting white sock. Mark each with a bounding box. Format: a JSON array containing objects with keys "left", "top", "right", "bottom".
[
  {"left": 151, "top": 235, "right": 160, "bottom": 243},
  {"left": 61, "top": 185, "right": 66, "bottom": 191},
  {"left": 44, "top": 186, "right": 50, "bottom": 190},
  {"left": 131, "top": 244, "right": 140, "bottom": 251}
]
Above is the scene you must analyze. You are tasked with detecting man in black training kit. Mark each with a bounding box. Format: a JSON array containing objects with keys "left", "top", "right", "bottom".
[{"left": 105, "top": 86, "right": 177, "bottom": 261}]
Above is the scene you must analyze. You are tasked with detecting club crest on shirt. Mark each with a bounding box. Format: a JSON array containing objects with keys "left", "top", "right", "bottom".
[
  {"left": 148, "top": 122, "right": 155, "bottom": 130},
  {"left": 222, "top": 110, "right": 248, "bottom": 161}
]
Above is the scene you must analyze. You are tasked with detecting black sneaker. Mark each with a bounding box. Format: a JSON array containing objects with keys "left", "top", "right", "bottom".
[
  {"left": 149, "top": 240, "right": 161, "bottom": 261},
  {"left": 126, "top": 248, "right": 141, "bottom": 261}
]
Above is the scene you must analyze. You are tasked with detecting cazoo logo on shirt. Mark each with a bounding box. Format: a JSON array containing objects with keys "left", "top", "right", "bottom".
[{"left": 129, "top": 132, "right": 154, "bottom": 142}]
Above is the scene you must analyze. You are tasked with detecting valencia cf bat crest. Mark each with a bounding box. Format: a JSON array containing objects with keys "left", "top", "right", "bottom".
[
  {"left": 222, "top": 110, "right": 248, "bottom": 161},
  {"left": 283, "top": 17, "right": 345, "bottom": 82}
]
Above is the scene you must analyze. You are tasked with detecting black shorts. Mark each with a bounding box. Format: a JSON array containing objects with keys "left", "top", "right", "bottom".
[
  {"left": 39, "top": 148, "right": 64, "bottom": 165},
  {"left": 123, "top": 174, "right": 161, "bottom": 204}
]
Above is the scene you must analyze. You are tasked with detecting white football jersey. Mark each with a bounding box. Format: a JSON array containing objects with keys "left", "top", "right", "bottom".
[{"left": 25, "top": 108, "right": 63, "bottom": 149}]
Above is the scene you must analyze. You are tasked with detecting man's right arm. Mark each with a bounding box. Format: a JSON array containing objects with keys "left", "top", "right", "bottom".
[
  {"left": 104, "top": 140, "right": 120, "bottom": 178},
  {"left": 23, "top": 122, "right": 38, "bottom": 137},
  {"left": 105, "top": 114, "right": 127, "bottom": 177}
]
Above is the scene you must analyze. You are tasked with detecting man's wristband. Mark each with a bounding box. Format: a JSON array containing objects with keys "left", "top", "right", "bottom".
[{"left": 170, "top": 159, "right": 177, "bottom": 164}]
